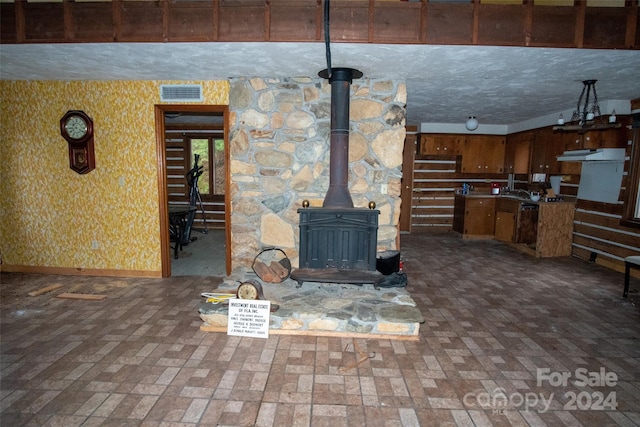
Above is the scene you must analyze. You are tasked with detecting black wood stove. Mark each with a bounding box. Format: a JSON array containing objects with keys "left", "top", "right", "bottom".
[{"left": 291, "top": 67, "right": 383, "bottom": 286}]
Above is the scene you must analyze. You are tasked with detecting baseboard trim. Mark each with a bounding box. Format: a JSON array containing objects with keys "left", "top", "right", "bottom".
[{"left": 0, "top": 264, "right": 162, "bottom": 278}]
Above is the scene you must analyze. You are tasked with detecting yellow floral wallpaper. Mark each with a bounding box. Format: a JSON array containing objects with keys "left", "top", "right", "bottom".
[{"left": 0, "top": 80, "right": 228, "bottom": 275}]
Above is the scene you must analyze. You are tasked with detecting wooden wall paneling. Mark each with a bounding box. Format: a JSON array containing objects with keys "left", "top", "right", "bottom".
[
  {"left": 400, "top": 131, "right": 417, "bottom": 233},
  {"left": 218, "top": 0, "right": 265, "bottom": 41},
  {"left": 572, "top": 232, "right": 638, "bottom": 262},
  {"left": 372, "top": 1, "right": 422, "bottom": 43},
  {"left": 113, "top": 0, "right": 122, "bottom": 41},
  {"left": 635, "top": 6, "right": 640, "bottom": 48},
  {"left": 24, "top": 1, "right": 64, "bottom": 42},
  {"left": 477, "top": 4, "right": 526, "bottom": 46},
  {"left": 119, "top": 1, "right": 164, "bottom": 42},
  {"left": 411, "top": 158, "right": 457, "bottom": 230},
  {"left": 212, "top": 0, "right": 220, "bottom": 40},
  {"left": 63, "top": 0, "right": 72, "bottom": 40},
  {"left": 530, "top": 5, "right": 577, "bottom": 47},
  {"left": 424, "top": 3, "right": 473, "bottom": 45},
  {"left": 165, "top": 132, "right": 188, "bottom": 203},
  {"left": 168, "top": 1, "right": 215, "bottom": 41},
  {"left": 625, "top": 1, "right": 638, "bottom": 49},
  {"left": 573, "top": 222, "right": 640, "bottom": 255},
  {"left": 1, "top": 3, "right": 17, "bottom": 43},
  {"left": 329, "top": 0, "right": 369, "bottom": 42},
  {"left": 2, "top": 1, "right": 639, "bottom": 49},
  {"left": 269, "top": 0, "right": 319, "bottom": 41},
  {"left": 576, "top": 199, "right": 624, "bottom": 216},
  {"left": 574, "top": 0, "right": 585, "bottom": 48},
  {"left": 72, "top": 2, "right": 114, "bottom": 42},
  {"left": 583, "top": 6, "right": 628, "bottom": 48},
  {"left": 574, "top": 209, "right": 624, "bottom": 233}
]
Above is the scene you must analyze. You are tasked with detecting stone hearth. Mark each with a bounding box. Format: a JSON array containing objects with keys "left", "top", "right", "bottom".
[{"left": 199, "top": 269, "right": 423, "bottom": 340}]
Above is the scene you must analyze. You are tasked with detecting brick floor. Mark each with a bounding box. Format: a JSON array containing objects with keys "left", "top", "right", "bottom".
[{"left": 1, "top": 233, "right": 639, "bottom": 426}]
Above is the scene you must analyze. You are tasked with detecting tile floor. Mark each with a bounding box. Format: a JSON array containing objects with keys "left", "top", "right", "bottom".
[{"left": 1, "top": 232, "right": 639, "bottom": 426}]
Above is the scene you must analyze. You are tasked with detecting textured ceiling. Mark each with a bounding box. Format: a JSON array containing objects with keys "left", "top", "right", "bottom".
[{"left": 2, "top": 42, "right": 640, "bottom": 128}]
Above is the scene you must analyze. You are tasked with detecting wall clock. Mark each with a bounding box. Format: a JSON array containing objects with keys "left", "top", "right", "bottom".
[{"left": 60, "top": 110, "right": 95, "bottom": 174}]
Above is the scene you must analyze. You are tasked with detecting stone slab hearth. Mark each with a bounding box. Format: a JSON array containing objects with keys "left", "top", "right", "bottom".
[{"left": 199, "top": 269, "right": 423, "bottom": 340}]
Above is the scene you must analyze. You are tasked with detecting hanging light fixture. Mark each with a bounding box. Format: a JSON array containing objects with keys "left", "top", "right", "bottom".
[
  {"left": 465, "top": 116, "right": 478, "bottom": 131},
  {"left": 553, "top": 79, "right": 621, "bottom": 133}
]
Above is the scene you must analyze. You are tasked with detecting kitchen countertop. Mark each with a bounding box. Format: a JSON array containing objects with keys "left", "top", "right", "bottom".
[{"left": 457, "top": 192, "right": 576, "bottom": 204}]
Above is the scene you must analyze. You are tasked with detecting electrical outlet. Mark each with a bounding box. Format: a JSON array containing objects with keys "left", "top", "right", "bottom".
[
  {"left": 91, "top": 240, "right": 99, "bottom": 250},
  {"left": 381, "top": 184, "right": 388, "bottom": 194}
]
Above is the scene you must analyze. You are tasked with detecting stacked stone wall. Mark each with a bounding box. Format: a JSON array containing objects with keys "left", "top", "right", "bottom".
[{"left": 228, "top": 76, "right": 406, "bottom": 270}]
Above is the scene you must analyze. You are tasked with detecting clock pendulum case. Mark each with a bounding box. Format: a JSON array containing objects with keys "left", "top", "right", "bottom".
[{"left": 60, "top": 110, "right": 95, "bottom": 174}]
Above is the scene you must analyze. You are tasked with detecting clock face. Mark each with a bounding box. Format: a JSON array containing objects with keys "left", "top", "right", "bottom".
[
  {"left": 237, "top": 282, "right": 261, "bottom": 300},
  {"left": 64, "top": 115, "right": 88, "bottom": 140}
]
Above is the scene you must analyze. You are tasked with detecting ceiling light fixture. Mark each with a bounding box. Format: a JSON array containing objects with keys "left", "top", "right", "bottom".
[
  {"left": 465, "top": 116, "right": 478, "bottom": 131},
  {"left": 553, "top": 79, "right": 621, "bottom": 133}
]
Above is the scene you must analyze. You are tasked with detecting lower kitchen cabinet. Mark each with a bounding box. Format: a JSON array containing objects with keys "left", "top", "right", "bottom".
[
  {"left": 494, "top": 198, "right": 537, "bottom": 244},
  {"left": 493, "top": 197, "right": 576, "bottom": 257},
  {"left": 536, "top": 202, "right": 575, "bottom": 257},
  {"left": 453, "top": 195, "right": 496, "bottom": 238}
]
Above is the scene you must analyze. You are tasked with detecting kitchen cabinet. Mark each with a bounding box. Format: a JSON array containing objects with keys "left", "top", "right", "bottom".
[
  {"left": 460, "top": 135, "right": 505, "bottom": 173},
  {"left": 494, "top": 197, "right": 537, "bottom": 244},
  {"left": 536, "top": 202, "right": 575, "bottom": 257},
  {"left": 453, "top": 195, "right": 496, "bottom": 237},
  {"left": 557, "top": 128, "right": 628, "bottom": 175},
  {"left": 504, "top": 131, "right": 533, "bottom": 174},
  {"left": 494, "top": 197, "right": 576, "bottom": 258},
  {"left": 559, "top": 133, "right": 583, "bottom": 175},
  {"left": 419, "top": 134, "right": 463, "bottom": 156},
  {"left": 530, "top": 129, "right": 564, "bottom": 175},
  {"left": 570, "top": 129, "right": 627, "bottom": 149}
]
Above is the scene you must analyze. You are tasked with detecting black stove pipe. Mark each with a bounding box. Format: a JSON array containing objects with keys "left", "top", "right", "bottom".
[{"left": 318, "top": 67, "right": 363, "bottom": 208}]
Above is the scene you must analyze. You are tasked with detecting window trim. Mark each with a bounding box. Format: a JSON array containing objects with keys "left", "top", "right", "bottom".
[
  {"left": 621, "top": 123, "right": 640, "bottom": 228},
  {"left": 186, "top": 132, "right": 225, "bottom": 202}
]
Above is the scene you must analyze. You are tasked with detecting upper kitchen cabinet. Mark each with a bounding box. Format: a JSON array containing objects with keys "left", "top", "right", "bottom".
[
  {"left": 559, "top": 132, "right": 583, "bottom": 175},
  {"left": 556, "top": 126, "right": 628, "bottom": 174},
  {"left": 504, "top": 131, "right": 533, "bottom": 174},
  {"left": 530, "top": 128, "right": 564, "bottom": 175},
  {"left": 460, "top": 135, "right": 505, "bottom": 173},
  {"left": 419, "top": 134, "right": 463, "bottom": 156},
  {"left": 581, "top": 128, "right": 628, "bottom": 149}
]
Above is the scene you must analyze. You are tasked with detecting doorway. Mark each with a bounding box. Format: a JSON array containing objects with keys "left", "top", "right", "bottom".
[{"left": 154, "top": 105, "right": 230, "bottom": 277}]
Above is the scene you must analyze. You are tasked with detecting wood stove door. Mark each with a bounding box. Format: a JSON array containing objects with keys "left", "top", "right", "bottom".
[{"left": 298, "top": 208, "right": 379, "bottom": 271}]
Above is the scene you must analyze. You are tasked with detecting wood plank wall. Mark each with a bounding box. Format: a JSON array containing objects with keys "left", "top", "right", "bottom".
[
  {"left": 165, "top": 126, "right": 225, "bottom": 230},
  {"left": 410, "top": 153, "right": 525, "bottom": 231},
  {"left": 1, "top": 0, "right": 638, "bottom": 50},
  {"left": 571, "top": 128, "right": 640, "bottom": 273}
]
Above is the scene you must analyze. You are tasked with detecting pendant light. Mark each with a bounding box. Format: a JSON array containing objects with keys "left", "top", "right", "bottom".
[{"left": 553, "top": 80, "right": 621, "bottom": 133}]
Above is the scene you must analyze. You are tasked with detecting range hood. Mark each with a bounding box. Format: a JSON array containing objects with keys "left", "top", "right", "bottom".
[{"left": 556, "top": 148, "right": 626, "bottom": 162}]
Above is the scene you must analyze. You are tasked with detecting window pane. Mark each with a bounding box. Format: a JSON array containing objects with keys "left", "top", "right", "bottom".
[
  {"left": 214, "top": 138, "right": 225, "bottom": 195},
  {"left": 191, "top": 138, "right": 210, "bottom": 195}
]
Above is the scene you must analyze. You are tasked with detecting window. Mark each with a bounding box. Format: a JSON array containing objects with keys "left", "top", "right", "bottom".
[
  {"left": 622, "top": 116, "right": 640, "bottom": 228},
  {"left": 189, "top": 134, "right": 225, "bottom": 199}
]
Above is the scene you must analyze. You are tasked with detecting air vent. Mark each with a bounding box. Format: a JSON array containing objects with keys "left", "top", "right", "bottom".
[{"left": 160, "top": 84, "right": 203, "bottom": 102}]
